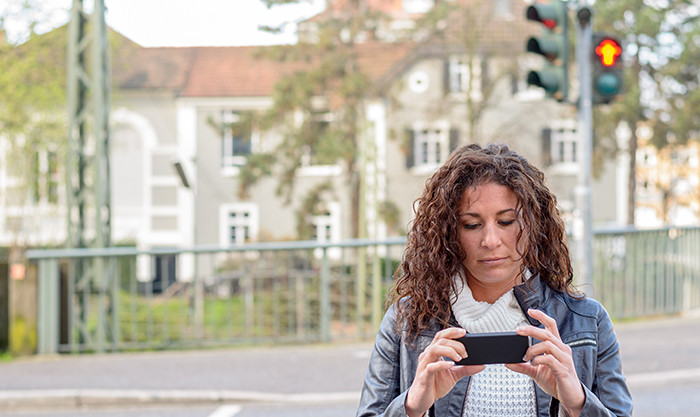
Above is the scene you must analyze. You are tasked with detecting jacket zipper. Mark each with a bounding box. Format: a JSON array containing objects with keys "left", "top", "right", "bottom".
[{"left": 567, "top": 338, "right": 597, "bottom": 348}]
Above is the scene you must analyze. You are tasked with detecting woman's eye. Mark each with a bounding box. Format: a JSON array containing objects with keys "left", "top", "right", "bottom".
[
  {"left": 499, "top": 220, "right": 516, "bottom": 226},
  {"left": 463, "top": 223, "right": 479, "bottom": 230}
]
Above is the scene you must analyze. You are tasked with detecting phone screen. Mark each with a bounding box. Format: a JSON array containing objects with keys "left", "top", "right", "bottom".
[{"left": 454, "top": 331, "right": 529, "bottom": 365}]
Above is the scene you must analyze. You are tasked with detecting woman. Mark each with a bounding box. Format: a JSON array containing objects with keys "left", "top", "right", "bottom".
[{"left": 356, "top": 143, "right": 632, "bottom": 417}]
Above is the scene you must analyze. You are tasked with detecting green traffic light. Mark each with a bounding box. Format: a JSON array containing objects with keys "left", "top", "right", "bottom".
[{"left": 595, "top": 73, "right": 622, "bottom": 96}]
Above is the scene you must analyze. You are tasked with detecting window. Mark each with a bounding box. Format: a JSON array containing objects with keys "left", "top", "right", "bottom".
[
  {"left": 406, "top": 122, "right": 457, "bottom": 173},
  {"left": 302, "top": 112, "right": 334, "bottom": 166},
  {"left": 544, "top": 120, "right": 578, "bottom": 172},
  {"left": 445, "top": 57, "right": 482, "bottom": 100},
  {"left": 219, "top": 203, "right": 258, "bottom": 246},
  {"left": 418, "top": 128, "right": 445, "bottom": 165},
  {"left": 298, "top": 111, "right": 342, "bottom": 176},
  {"left": 311, "top": 202, "right": 341, "bottom": 259},
  {"left": 221, "top": 111, "right": 252, "bottom": 169},
  {"left": 31, "top": 149, "right": 60, "bottom": 204},
  {"left": 311, "top": 203, "right": 339, "bottom": 243},
  {"left": 447, "top": 58, "right": 469, "bottom": 94}
]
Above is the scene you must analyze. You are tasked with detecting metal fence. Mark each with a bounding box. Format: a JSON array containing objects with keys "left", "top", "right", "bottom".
[
  {"left": 590, "top": 226, "right": 700, "bottom": 319},
  {"left": 27, "top": 226, "right": 700, "bottom": 354},
  {"left": 29, "top": 238, "right": 406, "bottom": 354}
]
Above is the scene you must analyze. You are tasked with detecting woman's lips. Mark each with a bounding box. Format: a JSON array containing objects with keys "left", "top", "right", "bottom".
[{"left": 479, "top": 257, "right": 506, "bottom": 266}]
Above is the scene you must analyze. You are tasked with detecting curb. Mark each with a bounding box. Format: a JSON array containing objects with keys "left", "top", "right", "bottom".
[{"left": 0, "top": 389, "right": 361, "bottom": 411}]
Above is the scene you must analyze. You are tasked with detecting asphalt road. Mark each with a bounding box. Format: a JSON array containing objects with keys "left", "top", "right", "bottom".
[{"left": 1, "top": 313, "right": 699, "bottom": 417}]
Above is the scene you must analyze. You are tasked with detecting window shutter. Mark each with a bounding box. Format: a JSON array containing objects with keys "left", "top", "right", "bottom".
[
  {"left": 510, "top": 73, "right": 518, "bottom": 96},
  {"left": 542, "top": 127, "right": 552, "bottom": 167},
  {"left": 449, "top": 128, "right": 460, "bottom": 153},
  {"left": 406, "top": 129, "right": 415, "bottom": 169},
  {"left": 481, "top": 58, "right": 489, "bottom": 96},
  {"left": 443, "top": 59, "right": 450, "bottom": 95},
  {"left": 221, "top": 111, "right": 227, "bottom": 167}
]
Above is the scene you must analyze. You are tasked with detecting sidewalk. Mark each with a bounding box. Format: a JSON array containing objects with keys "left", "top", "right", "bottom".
[
  {"left": 0, "top": 342, "right": 374, "bottom": 411},
  {"left": 1, "top": 314, "right": 700, "bottom": 411}
]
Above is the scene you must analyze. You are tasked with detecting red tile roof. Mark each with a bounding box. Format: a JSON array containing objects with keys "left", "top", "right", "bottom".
[
  {"left": 180, "top": 46, "right": 306, "bottom": 97},
  {"left": 112, "top": 0, "right": 535, "bottom": 97},
  {"left": 115, "top": 41, "right": 415, "bottom": 98}
]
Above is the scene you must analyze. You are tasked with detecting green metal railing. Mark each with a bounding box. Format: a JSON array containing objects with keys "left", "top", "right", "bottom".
[
  {"left": 28, "top": 238, "right": 406, "bottom": 354},
  {"left": 590, "top": 226, "right": 700, "bottom": 319},
  {"left": 28, "top": 227, "right": 700, "bottom": 354}
]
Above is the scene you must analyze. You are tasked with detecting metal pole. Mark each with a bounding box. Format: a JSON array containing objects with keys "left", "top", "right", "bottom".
[
  {"left": 575, "top": 6, "right": 594, "bottom": 296},
  {"left": 320, "top": 248, "right": 330, "bottom": 343}
]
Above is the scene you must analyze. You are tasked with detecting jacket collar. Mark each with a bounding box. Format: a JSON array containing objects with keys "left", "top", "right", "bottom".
[{"left": 513, "top": 273, "right": 549, "bottom": 327}]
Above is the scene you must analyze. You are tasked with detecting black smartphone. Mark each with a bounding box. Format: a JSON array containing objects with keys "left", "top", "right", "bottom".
[{"left": 453, "top": 332, "right": 529, "bottom": 365}]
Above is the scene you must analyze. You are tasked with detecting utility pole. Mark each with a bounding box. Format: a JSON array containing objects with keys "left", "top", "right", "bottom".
[
  {"left": 65, "top": 0, "right": 114, "bottom": 352},
  {"left": 574, "top": 5, "right": 594, "bottom": 296}
]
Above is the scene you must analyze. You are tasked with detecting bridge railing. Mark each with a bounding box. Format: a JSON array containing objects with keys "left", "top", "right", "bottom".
[{"left": 27, "top": 226, "right": 700, "bottom": 354}]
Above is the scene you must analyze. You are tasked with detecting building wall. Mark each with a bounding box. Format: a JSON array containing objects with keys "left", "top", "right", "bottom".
[{"left": 379, "top": 51, "right": 597, "bottom": 235}]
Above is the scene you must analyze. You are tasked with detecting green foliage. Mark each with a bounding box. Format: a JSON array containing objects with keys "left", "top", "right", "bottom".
[
  {"left": 295, "top": 180, "right": 335, "bottom": 240},
  {"left": 594, "top": 0, "right": 700, "bottom": 148},
  {"left": 0, "top": 25, "right": 68, "bottom": 183},
  {"left": 9, "top": 316, "right": 36, "bottom": 355},
  {"left": 240, "top": 1, "right": 385, "bottom": 237},
  {"left": 590, "top": 0, "right": 700, "bottom": 224},
  {"left": 379, "top": 200, "right": 403, "bottom": 235},
  {"left": 237, "top": 153, "right": 276, "bottom": 199},
  {"left": 0, "top": 8, "right": 69, "bottom": 234}
]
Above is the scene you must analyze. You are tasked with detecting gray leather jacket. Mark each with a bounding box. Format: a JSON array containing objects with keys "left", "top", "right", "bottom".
[{"left": 356, "top": 275, "right": 632, "bottom": 417}]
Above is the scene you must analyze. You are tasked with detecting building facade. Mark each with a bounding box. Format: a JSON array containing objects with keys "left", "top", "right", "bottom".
[{"left": 0, "top": 0, "right": 634, "bottom": 278}]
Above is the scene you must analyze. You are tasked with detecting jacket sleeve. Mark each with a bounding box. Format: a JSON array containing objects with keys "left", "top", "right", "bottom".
[
  {"left": 574, "top": 306, "right": 633, "bottom": 417},
  {"left": 356, "top": 305, "right": 412, "bottom": 417}
]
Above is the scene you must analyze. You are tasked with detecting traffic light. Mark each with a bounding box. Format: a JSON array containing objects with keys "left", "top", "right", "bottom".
[
  {"left": 525, "top": 0, "right": 569, "bottom": 102},
  {"left": 592, "top": 34, "right": 623, "bottom": 104}
]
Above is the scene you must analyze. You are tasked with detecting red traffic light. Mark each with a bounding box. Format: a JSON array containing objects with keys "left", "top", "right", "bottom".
[
  {"left": 595, "top": 38, "right": 622, "bottom": 67},
  {"left": 526, "top": 3, "right": 565, "bottom": 31}
]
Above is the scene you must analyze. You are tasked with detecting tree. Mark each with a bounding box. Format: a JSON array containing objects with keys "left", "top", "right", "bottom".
[
  {"left": 414, "top": 0, "right": 523, "bottom": 140},
  {"left": 0, "top": 8, "right": 68, "bottom": 244},
  {"left": 240, "top": 0, "right": 387, "bottom": 239},
  {"left": 245, "top": 0, "right": 531, "bottom": 239},
  {"left": 593, "top": 0, "right": 700, "bottom": 225}
]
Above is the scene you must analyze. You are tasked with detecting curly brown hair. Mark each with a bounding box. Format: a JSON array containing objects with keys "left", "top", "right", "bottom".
[{"left": 389, "top": 143, "right": 575, "bottom": 339}]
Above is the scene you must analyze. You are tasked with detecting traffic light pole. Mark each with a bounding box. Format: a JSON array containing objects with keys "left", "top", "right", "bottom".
[{"left": 575, "top": 7, "right": 594, "bottom": 296}]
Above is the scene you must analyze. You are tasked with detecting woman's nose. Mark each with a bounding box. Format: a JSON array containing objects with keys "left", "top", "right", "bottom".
[{"left": 481, "top": 224, "right": 502, "bottom": 248}]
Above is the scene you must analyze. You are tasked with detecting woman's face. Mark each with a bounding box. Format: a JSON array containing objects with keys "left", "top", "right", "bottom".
[{"left": 457, "top": 182, "right": 526, "bottom": 302}]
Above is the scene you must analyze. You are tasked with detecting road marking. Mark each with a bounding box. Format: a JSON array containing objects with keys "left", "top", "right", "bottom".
[
  {"left": 207, "top": 404, "right": 242, "bottom": 417},
  {"left": 626, "top": 367, "right": 700, "bottom": 387}
]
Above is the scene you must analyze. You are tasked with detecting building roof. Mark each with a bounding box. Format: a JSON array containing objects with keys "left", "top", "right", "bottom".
[
  {"left": 112, "top": 0, "right": 537, "bottom": 98},
  {"left": 114, "top": 40, "right": 416, "bottom": 98}
]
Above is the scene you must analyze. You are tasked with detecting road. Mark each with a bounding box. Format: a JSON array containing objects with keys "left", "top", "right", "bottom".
[{"left": 2, "top": 314, "right": 700, "bottom": 417}]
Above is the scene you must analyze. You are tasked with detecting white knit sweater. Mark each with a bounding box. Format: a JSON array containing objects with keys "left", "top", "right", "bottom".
[{"left": 451, "top": 278, "right": 537, "bottom": 417}]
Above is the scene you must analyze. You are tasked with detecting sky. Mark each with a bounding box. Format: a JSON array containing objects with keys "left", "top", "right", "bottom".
[{"left": 2, "top": 0, "right": 327, "bottom": 47}]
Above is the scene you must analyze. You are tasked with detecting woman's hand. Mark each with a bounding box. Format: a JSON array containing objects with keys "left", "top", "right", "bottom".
[
  {"left": 506, "top": 309, "right": 585, "bottom": 417},
  {"left": 405, "top": 327, "right": 485, "bottom": 417}
]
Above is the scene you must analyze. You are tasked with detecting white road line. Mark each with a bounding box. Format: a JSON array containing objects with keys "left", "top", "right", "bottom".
[
  {"left": 626, "top": 367, "right": 700, "bottom": 387},
  {"left": 207, "top": 404, "right": 242, "bottom": 417}
]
